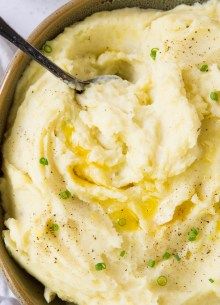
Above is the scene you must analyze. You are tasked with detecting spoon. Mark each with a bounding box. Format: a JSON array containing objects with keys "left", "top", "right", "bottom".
[{"left": 0, "top": 17, "right": 120, "bottom": 92}]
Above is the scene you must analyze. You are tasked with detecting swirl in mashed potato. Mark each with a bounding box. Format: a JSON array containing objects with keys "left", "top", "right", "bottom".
[{"left": 2, "top": 1, "right": 220, "bottom": 304}]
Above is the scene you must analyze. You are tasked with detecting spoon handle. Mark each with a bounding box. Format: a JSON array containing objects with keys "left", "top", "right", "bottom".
[{"left": 0, "top": 17, "right": 84, "bottom": 90}]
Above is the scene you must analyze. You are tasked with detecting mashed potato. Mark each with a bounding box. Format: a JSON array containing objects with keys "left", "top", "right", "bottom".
[{"left": 2, "top": 1, "right": 220, "bottom": 304}]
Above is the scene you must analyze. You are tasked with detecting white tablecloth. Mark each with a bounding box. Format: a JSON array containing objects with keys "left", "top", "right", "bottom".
[{"left": 0, "top": 1, "right": 69, "bottom": 303}]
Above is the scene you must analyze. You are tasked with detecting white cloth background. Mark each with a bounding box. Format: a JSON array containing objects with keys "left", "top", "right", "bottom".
[{"left": 0, "top": 0, "right": 69, "bottom": 303}]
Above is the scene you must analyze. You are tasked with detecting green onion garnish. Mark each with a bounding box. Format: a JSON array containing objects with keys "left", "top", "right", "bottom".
[
  {"left": 39, "top": 157, "right": 48, "bottom": 166},
  {"left": 147, "top": 259, "right": 156, "bottom": 268},
  {"left": 209, "top": 278, "right": 214, "bottom": 283},
  {"left": 95, "top": 262, "right": 106, "bottom": 271},
  {"left": 210, "top": 91, "right": 219, "bottom": 101},
  {"left": 117, "top": 218, "right": 126, "bottom": 226},
  {"left": 173, "top": 254, "right": 181, "bottom": 261},
  {"left": 157, "top": 275, "right": 167, "bottom": 286},
  {"left": 43, "top": 44, "right": 52, "bottom": 53},
  {"left": 59, "top": 189, "right": 71, "bottom": 199},
  {"left": 163, "top": 251, "right": 171, "bottom": 260},
  {"left": 150, "top": 48, "right": 159, "bottom": 61},
  {"left": 120, "top": 250, "right": 126, "bottom": 257},
  {"left": 188, "top": 227, "right": 199, "bottom": 241},
  {"left": 49, "top": 223, "right": 59, "bottom": 232},
  {"left": 199, "top": 64, "right": 208, "bottom": 72}
]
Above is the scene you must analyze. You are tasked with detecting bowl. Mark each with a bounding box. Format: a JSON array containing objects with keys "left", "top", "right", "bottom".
[{"left": 0, "top": 0, "right": 207, "bottom": 304}]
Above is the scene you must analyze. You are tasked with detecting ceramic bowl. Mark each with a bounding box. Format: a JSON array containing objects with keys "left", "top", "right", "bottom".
[{"left": 0, "top": 0, "right": 207, "bottom": 304}]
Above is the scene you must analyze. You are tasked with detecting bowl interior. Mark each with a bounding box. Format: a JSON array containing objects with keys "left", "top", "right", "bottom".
[{"left": 0, "top": 0, "right": 207, "bottom": 304}]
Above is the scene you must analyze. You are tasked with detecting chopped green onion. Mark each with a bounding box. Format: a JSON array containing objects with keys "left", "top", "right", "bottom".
[
  {"left": 59, "top": 189, "right": 71, "bottom": 199},
  {"left": 150, "top": 48, "right": 159, "bottom": 61},
  {"left": 49, "top": 223, "right": 59, "bottom": 232},
  {"left": 43, "top": 44, "right": 52, "bottom": 53},
  {"left": 147, "top": 259, "right": 156, "bottom": 268},
  {"left": 39, "top": 157, "right": 48, "bottom": 166},
  {"left": 173, "top": 254, "right": 181, "bottom": 261},
  {"left": 157, "top": 275, "right": 167, "bottom": 286},
  {"left": 117, "top": 218, "right": 126, "bottom": 226},
  {"left": 95, "top": 262, "right": 106, "bottom": 271},
  {"left": 210, "top": 91, "right": 219, "bottom": 101},
  {"left": 120, "top": 250, "right": 126, "bottom": 257},
  {"left": 188, "top": 227, "right": 199, "bottom": 241},
  {"left": 209, "top": 278, "right": 214, "bottom": 283},
  {"left": 163, "top": 251, "right": 171, "bottom": 260},
  {"left": 199, "top": 64, "right": 208, "bottom": 72}
]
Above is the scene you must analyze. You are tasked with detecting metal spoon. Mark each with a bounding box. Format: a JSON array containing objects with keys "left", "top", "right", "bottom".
[{"left": 0, "top": 17, "right": 120, "bottom": 92}]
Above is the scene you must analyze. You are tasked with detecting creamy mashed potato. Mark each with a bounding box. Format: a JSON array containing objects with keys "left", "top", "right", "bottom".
[{"left": 2, "top": 1, "right": 220, "bottom": 304}]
